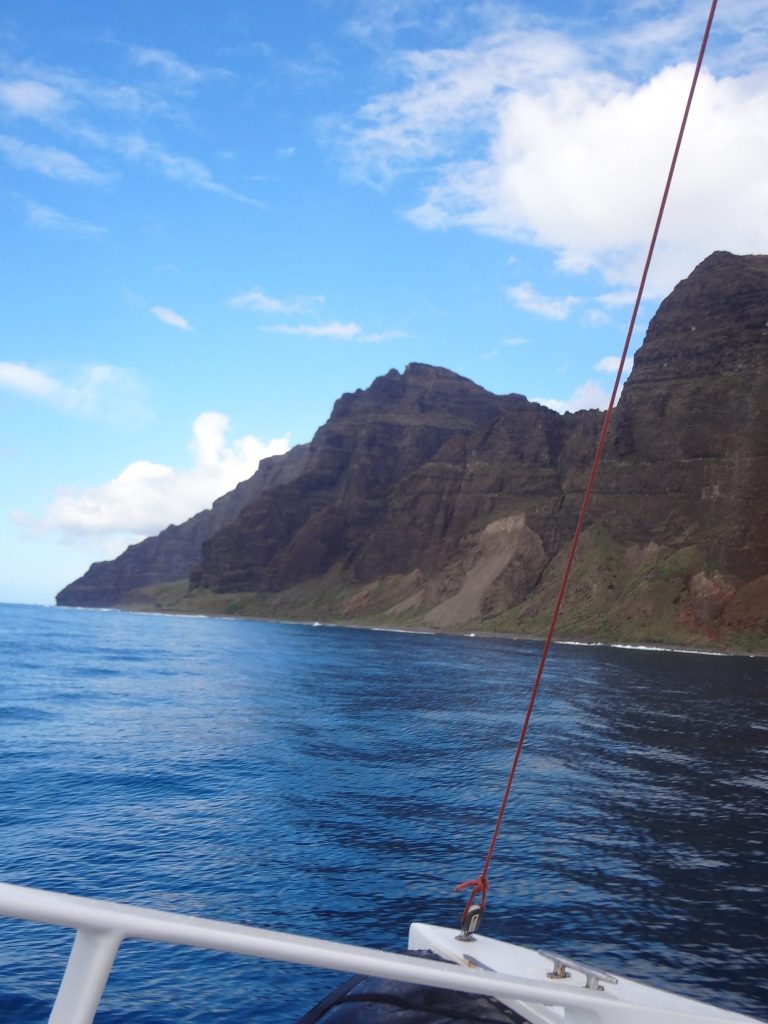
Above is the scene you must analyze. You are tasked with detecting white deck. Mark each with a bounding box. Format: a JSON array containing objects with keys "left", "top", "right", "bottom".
[
  {"left": 0, "top": 882, "right": 763, "bottom": 1024},
  {"left": 409, "top": 923, "right": 764, "bottom": 1024}
]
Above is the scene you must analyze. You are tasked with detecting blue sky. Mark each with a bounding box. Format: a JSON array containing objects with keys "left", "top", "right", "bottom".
[{"left": 2, "top": 0, "right": 767, "bottom": 605}]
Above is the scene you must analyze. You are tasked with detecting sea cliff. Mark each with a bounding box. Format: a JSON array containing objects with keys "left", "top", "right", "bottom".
[{"left": 57, "top": 252, "right": 768, "bottom": 652}]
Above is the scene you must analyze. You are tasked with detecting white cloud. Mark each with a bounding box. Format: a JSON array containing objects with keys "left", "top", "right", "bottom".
[
  {"left": 0, "top": 362, "right": 61, "bottom": 400},
  {"left": 336, "top": 13, "right": 768, "bottom": 296},
  {"left": 21, "top": 413, "right": 291, "bottom": 543},
  {"left": 337, "top": 19, "right": 583, "bottom": 183},
  {"left": 130, "top": 48, "right": 204, "bottom": 85},
  {"left": 231, "top": 291, "right": 401, "bottom": 341},
  {"left": 117, "top": 133, "right": 259, "bottom": 204},
  {"left": 534, "top": 379, "right": 611, "bottom": 414},
  {"left": 262, "top": 320, "right": 403, "bottom": 342},
  {"left": 359, "top": 329, "right": 406, "bottom": 342},
  {"left": 229, "top": 287, "right": 324, "bottom": 314},
  {"left": 597, "top": 289, "right": 639, "bottom": 307},
  {"left": 595, "top": 355, "right": 634, "bottom": 374},
  {"left": 583, "top": 309, "right": 611, "bottom": 327},
  {"left": 264, "top": 321, "right": 363, "bottom": 339},
  {"left": 507, "top": 282, "right": 579, "bottom": 320},
  {"left": 0, "top": 78, "right": 65, "bottom": 118},
  {"left": 0, "top": 361, "right": 146, "bottom": 422},
  {"left": 0, "top": 59, "right": 252, "bottom": 203},
  {"left": 504, "top": 337, "right": 529, "bottom": 347},
  {"left": 150, "top": 306, "right": 191, "bottom": 330},
  {"left": 342, "top": 0, "right": 443, "bottom": 44},
  {"left": 0, "top": 133, "right": 108, "bottom": 183},
  {"left": 25, "top": 201, "right": 105, "bottom": 236},
  {"left": 0, "top": 64, "right": 159, "bottom": 118}
]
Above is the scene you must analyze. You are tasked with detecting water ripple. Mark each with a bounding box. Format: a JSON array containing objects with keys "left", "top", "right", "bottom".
[{"left": 0, "top": 604, "right": 765, "bottom": 1023}]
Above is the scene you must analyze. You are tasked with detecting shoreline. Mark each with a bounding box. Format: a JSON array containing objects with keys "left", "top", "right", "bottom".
[{"left": 47, "top": 600, "right": 768, "bottom": 659}]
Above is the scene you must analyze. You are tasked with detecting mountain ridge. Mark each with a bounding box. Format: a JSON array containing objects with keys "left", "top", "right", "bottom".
[{"left": 57, "top": 252, "right": 768, "bottom": 652}]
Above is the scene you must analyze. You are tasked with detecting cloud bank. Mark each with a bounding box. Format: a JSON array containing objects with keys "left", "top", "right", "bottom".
[
  {"left": 336, "top": 10, "right": 768, "bottom": 296},
  {"left": 18, "top": 413, "right": 291, "bottom": 545}
]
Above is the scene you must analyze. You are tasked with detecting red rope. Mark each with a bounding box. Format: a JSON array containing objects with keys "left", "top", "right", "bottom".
[{"left": 456, "top": 0, "right": 719, "bottom": 927}]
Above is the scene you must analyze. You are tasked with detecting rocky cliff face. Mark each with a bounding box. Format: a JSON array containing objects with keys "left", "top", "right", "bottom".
[
  {"left": 598, "top": 251, "right": 768, "bottom": 578},
  {"left": 57, "top": 252, "right": 768, "bottom": 651},
  {"left": 189, "top": 364, "right": 601, "bottom": 602}
]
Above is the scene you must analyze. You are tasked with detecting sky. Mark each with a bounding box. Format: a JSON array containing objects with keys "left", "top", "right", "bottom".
[{"left": 2, "top": 0, "right": 767, "bottom": 605}]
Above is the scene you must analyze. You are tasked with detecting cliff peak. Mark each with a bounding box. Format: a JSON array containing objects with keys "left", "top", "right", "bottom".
[{"left": 328, "top": 362, "right": 496, "bottom": 424}]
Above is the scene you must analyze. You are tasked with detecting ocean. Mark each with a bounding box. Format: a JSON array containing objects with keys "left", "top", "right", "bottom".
[{"left": 0, "top": 601, "right": 766, "bottom": 1022}]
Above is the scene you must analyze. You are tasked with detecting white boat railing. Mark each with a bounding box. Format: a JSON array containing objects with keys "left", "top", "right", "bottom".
[{"left": 0, "top": 881, "right": 760, "bottom": 1024}]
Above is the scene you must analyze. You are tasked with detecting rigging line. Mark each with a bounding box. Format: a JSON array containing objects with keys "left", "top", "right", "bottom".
[{"left": 456, "top": 0, "right": 720, "bottom": 927}]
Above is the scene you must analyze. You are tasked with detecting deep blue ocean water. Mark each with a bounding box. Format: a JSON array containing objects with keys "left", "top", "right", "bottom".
[{"left": 0, "top": 602, "right": 766, "bottom": 1023}]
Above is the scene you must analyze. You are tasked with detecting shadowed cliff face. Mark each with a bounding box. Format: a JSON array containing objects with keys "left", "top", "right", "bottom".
[
  {"left": 189, "top": 365, "right": 601, "bottom": 595},
  {"left": 57, "top": 253, "right": 768, "bottom": 651},
  {"left": 598, "top": 251, "right": 768, "bottom": 580}
]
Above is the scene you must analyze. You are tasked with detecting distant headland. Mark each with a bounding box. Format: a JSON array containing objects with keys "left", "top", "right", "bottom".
[{"left": 57, "top": 252, "right": 768, "bottom": 654}]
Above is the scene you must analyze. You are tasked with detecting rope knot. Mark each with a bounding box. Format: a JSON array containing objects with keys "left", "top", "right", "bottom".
[{"left": 455, "top": 874, "right": 489, "bottom": 931}]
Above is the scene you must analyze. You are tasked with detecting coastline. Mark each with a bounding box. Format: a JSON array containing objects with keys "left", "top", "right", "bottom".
[{"left": 47, "top": 600, "right": 768, "bottom": 659}]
